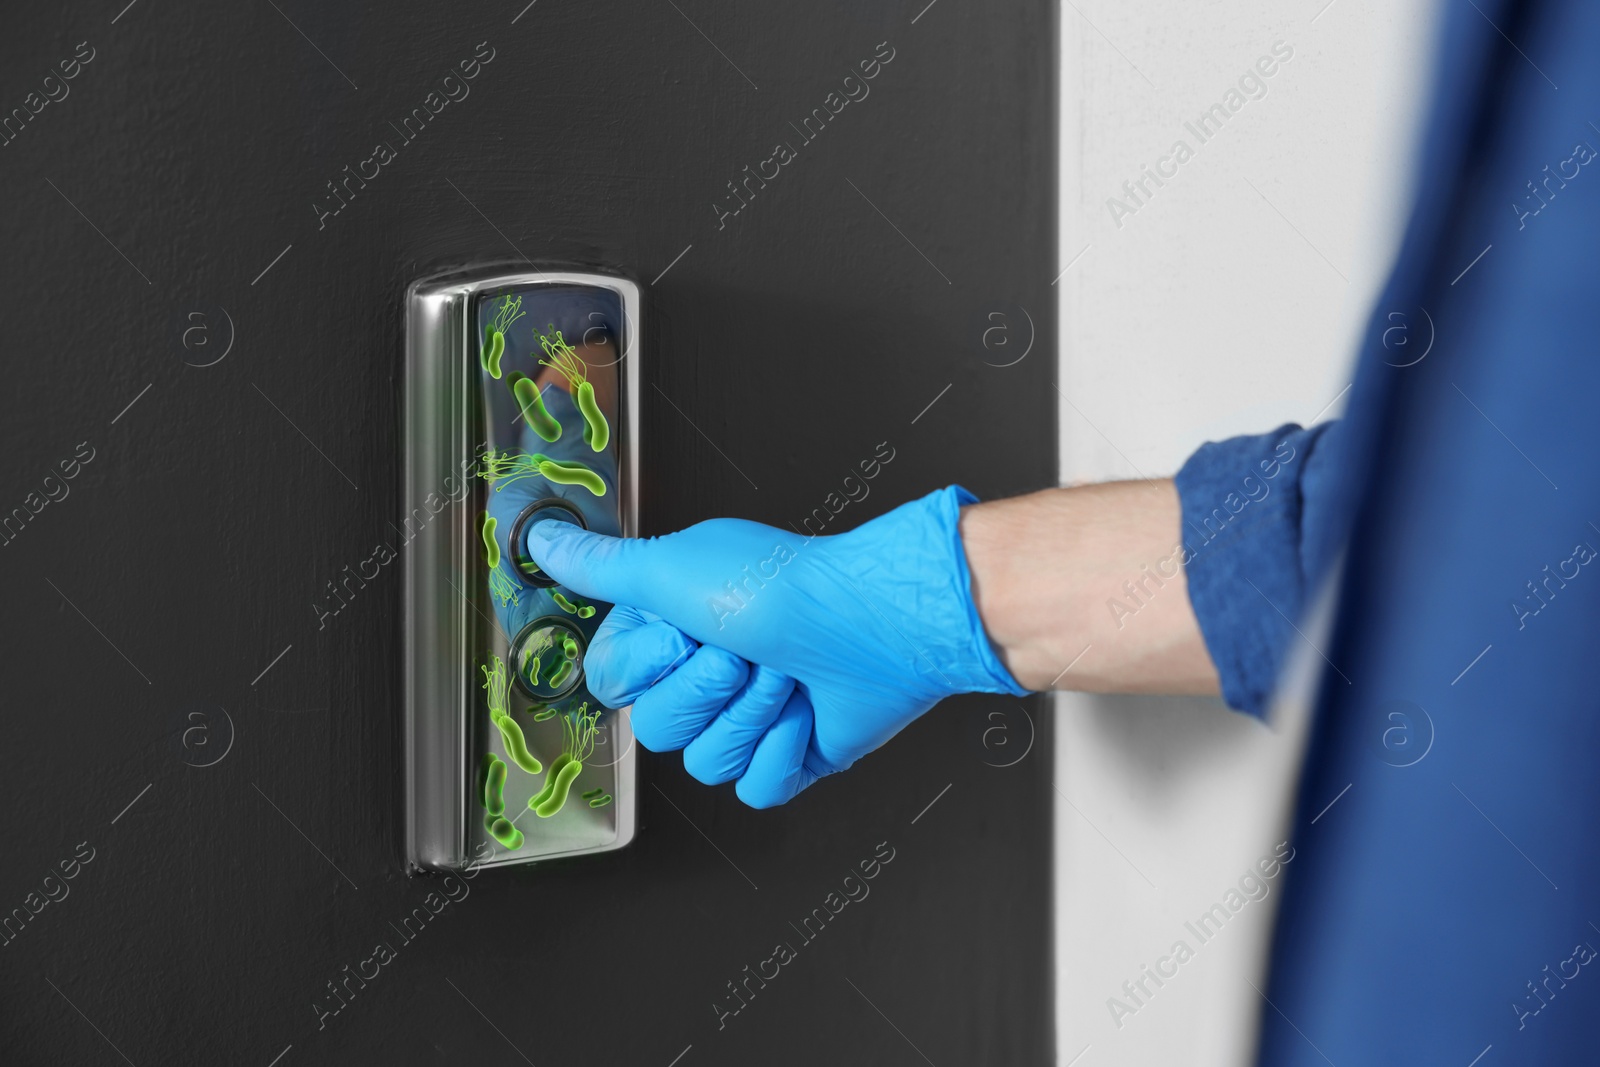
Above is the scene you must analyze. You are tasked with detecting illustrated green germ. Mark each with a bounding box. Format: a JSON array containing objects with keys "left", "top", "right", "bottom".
[
  {"left": 477, "top": 449, "right": 604, "bottom": 498},
  {"left": 481, "top": 512, "right": 500, "bottom": 568},
  {"left": 587, "top": 793, "right": 613, "bottom": 809},
  {"left": 482, "top": 294, "right": 526, "bottom": 380},
  {"left": 485, "top": 813, "right": 524, "bottom": 849},
  {"left": 511, "top": 375, "right": 562, "bottom": 442},
  {"left": 479, "top": 752, "right": 498, "bottom": 807},
  {"left": 537, "top": 458, "right": 606, "bottom": 497},
  {"left": 551, "top": 593, "right": 592, "bottom": 618},
  {"left": 482, "top": 655, "right": 510, "bottom": 722},
  {"left": 513, "top": 628, "right": 557, "bottom": 690},
  {"left": 482, "top": 513, "right": 518, "bottom": 606},
  {"left": 575, "top": 389, "right": 608, "bottom": 451},
  {"left": 496, "top": 712, "right": 543, "bottom": 775},
  {"left": 539, "top": 760, "right": 582, "bottom": 817},
  {"left": 483, "top": 755, "right": 507, "bottom": 817},
  {"left": 483, "top": 331, "right": 505, "bottom": 378},
  {"left": 532, "top": 707, "right": 558, "bottom": 722},
  {"left": 528, "top": 703, "right": 601, "bottom": 818},
  {"left": 476, "top": 449, "right": 553, "bottom": 492},
  {"left": 483, "top": 656, "right": 542, "bottom": 774},
  {"left": 535, "top": 325, "right": 585, "bottom": 387},
  {"left": 489, "top": 563, "right": 519, "bottom": 608},
  {"left": 581, "top": 787, "right": 604, "bottom": 800},
  {"left": 562, "top": 634, "right": 579, "bottom": 660},
  {"left": 536, "top": 325, "right": 609, "bottom": 453},
  {"left": 528, "top": 762, "right": 564, "bottom": 812},
  {"left": 546, "top": 657, "right": 574, "bottom": 689}
]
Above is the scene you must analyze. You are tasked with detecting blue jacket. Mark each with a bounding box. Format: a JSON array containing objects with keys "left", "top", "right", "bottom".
[{"left": 1173, "top": 0, "right": 1600, "bottom": 1060}]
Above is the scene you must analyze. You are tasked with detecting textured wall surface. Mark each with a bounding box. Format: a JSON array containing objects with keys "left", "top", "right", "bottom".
[{"left": 0, "top": 3, "right": 1056, "bottom": 1065}]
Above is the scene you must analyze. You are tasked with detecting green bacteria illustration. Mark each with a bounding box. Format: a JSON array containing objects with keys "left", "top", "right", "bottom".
[
  {"left": 482, "top": 294, "right": 526, "bottom": 380},
  {"left": 481, "top": 513, "right": 500, "bottom": 568},
  {"left": 484, "top": 333, "right": 504, "bottom": 378},
  {"left": 482, "top": 754, "right": 507, "bottom": 817},
  {"left": 478, "top": 744, "right": 521, "bottom": 851},
  {"left": 510, "top": 620, "right": 586, "bottom": 698},
  {"left": 489, "top": 564, "right": 519, "bottom": 608},
  {"left": 545, "top": 657, "right": 574, "bottom": 690},
  {"left": 483, "top": 655, "right": 542, "bottom": 775},
  {"left": 528, "top": 704, "right": 600, "bottom": 818},
  {"left": 483, "top": 654, "right": 509, "bottom": 721},
  {"left": 549, "top": 592, "right": 597, "bottom": 619},
  {"left": 485, "top": 813, "right": 524, "bottom": 849},
  {"left": 538, "top": 458, "right": 606, "bottom": 497},
  {"left": 510, "top": 374, "right": 562, "bottom": 443},
  {"left": 537, "top": 325, "right": 609, "bottom": 452},
  {"left": 482, "top": 511, "right": 518, "bottom": 607},
  {"left": 496, "top": 713, "right": 542, "bottom": 775},
  {"left": 477, "top": 449, "right": 605, "bottom": 498},
  {"left": 467, "top": 301, "right": 626, "bottom": 851},
  {"left": 477, "top": 449, "right": 550, "bottom": 491}
]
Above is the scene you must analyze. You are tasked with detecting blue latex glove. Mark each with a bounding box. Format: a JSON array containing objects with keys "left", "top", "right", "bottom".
[{"left": 525, "top": 486, "right": 1028, "bottom": 807}]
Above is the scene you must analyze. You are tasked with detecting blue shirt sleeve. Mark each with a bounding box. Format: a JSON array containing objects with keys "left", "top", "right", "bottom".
[
  {"left": 1190, "top": 3, "right": 1600, "bottom": 1064},
  {"left": 1173, "top": 420, "right": 1337, "bottom": 717}
]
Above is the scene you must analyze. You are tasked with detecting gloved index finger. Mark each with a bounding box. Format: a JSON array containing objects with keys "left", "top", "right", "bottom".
[{"left": 525, "top": 520, "right": 658, "bottom": 612}]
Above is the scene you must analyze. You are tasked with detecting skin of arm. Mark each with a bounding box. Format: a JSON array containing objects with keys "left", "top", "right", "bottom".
[
  {"left": 529, "top": 478, "right": 1219, "bottom": 804},
  {"left": 960, "top": 479, "right": 1221, "bottom": 695}
]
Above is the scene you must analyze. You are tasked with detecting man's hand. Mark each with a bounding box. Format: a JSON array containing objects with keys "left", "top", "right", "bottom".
[{"left": 527, "top": 486, "right": 1027, "bottom": 807}]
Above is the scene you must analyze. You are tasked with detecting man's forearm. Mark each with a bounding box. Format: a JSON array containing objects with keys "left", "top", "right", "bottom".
[{"left": 960, "top": 480, "right": 1221, "bottom": 695}]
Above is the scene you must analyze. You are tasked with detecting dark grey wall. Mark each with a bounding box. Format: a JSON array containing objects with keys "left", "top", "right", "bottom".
[{"left": 0, "top": 2, "right": 1057, "bottom": 1064}]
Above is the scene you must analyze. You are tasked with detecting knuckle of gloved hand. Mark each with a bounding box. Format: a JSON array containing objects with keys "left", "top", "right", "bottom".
[
  {"left": 584, "top": 663, "right": 629, "bottom": 709},
  {"left": 735, "top": 774, "right": 784, "bottom": 810},
  {"left": 745, "top": 668, "right": 795, "bottom": 703},
  {"left": 810, "top": 738, "right": 856, "bottom": 777},
  {"left": 727, "top": 687, "right": 786, "bottom": 726},
  {"left": 806, "top": 749, "right": 850, "bottom": 780},
  {"left": 578, "top": 645, "right": 629, "bottom": 707},
  {"left": 692, "top": 645, "right": 748, "bottom": 694},
  {"left": 632, "top": 711, "right": 677, "bottom": 753},
  {"left": 683, "top": 745, "right": 735, "bottom": 787},
  {"left": 653, "top": 626, "right": 698, "bottom": 668},
  {"left": 723, "top": 697, "right": 768, "bottom": 726}
]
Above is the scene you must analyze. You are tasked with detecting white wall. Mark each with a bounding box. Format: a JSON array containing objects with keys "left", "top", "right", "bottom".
[{"left": 1053, "top": 2, "right": 1438, "bottom": 1064}]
